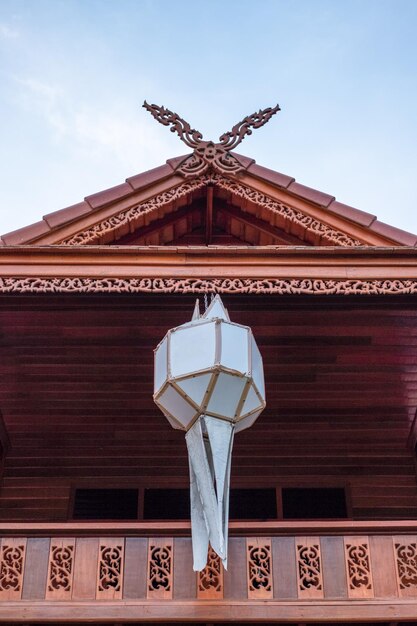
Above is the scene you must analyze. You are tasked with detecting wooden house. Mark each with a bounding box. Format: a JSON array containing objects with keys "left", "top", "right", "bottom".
[{"left": 1, "top": 112, "right": 417, "bottom": 624}]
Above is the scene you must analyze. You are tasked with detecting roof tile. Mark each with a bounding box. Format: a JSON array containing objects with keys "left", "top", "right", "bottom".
[
  {"left": 369, "top": 220, "right": 417, "bottom": 246},
  {"left": 2, "top": 220, "right": 50, "bottom": 245},
  {"left": 287, "top": 181, "right": 335, "bottom": 207},
  {"left": 166, "top": 154, "right": 191, "bottom": 170},
  {"left": 327, "top": 200, "right": 376, "bottom": 228},
  {"left": 231, "top": 152, "right": 255, "bottom": 169},
  {"left": 126, "top": 164, "right": 173, "bottom": 190},
  {"left": 248, "top": 163, "right": 294, "bottom": 188},
  {"left": 43, "top": 201, "right": 92, "bottom": 229},
  {"left": 85, "top": 182, "right": 134, "bottom": 210}
]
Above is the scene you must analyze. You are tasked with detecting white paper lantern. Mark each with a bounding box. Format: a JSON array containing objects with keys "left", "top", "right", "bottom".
[{"left": 153, "top": 295, "right": 266, "bottom": 570}]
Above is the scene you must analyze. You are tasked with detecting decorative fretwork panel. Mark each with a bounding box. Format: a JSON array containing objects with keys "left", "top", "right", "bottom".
[
  {"left": 0, "top": 538, "right": 26, "bottom": 599},
  {"left": 147, "top": 538, "right": 173, "bottom": 599},
  {"left": 394, "top": 537, "right": 417, "bottom": 597},
  {"left": 96, "top": 539, "right": 124, "bottom": 599},
  {"left": 46, "top": 539, "right": 75, "bottom": 600},
  {"left": 214, "top": 176, "right": 363, "bottom": 247},
  {"left": 2, "top": 276, "right": 416, "bottom": 296},
  {"left": 296, "top": 538, "right": 324, "bottom": 599},
  {"left": 61, "top": 178, "right": 208, "bottom": 246},
  {"left": 197, "top": 545, "right": 223, "bottom": 599},
  {"left": 246, "top": 538, "right": 273, "bottom": 599},
  {"left": 344, "top": 537, "right": 373, "bottom": 598}
]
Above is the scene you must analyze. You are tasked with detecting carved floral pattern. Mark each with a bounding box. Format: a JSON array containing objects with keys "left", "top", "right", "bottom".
[
  {"left": 1, "top": 276, "right": 417, "bottom": 296},
  {"left": 60, "top": 177, "right": 209, "bottom": 245},
  {"left": 214, "top": 176, "right": 362, "bottom": 247},
  {"left": 296, "top": 544, "right": 322, "bottom": 592},
  {"left": 0, "top": 544, "right": 25, "bottom": 593},
  {"left": 98, "top": 545, "right": 123, "bottom": 592},
  {"left": 143, "top": 101, "right": 280, "bottom": 177},
  {"left": 198, "top": 546, "right": 223, "bottom": 597},
  {"left": 48, "top": 544, "right": 74, "bottom": 593},
  {"left": 247, "top": 542, "right": 273, "bottom": 596},
  {"left": 346, "top": 543, "right": 372, "bottom": 591},
  {"left": 395, "top": 542, "right": 417, "bottom": 589},
  {"left": 58, "top": 173, "right": 363, "bottom": 247},
  {"left": 148, "top": 544, "right": 172, "bottom": 594}
]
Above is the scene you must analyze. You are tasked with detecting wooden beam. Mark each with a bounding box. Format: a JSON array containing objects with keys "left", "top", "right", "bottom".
[
  {"left": 206, "top": 186, "right": 213, "bottom": 245},
  {"left": 217, "top": 201, "right": 313, "bottom": 246},
  {"left": 110, "top": 203, "right": 204, "bottom": 245},
  {"left": 0, "top": 519, "right": 417, "bottom": 537},
  {"left": 1, "top": 246, "right": 417, "bottom": 282},
  {"left": 1, "top": 599, "right": 417, "bottom": 621}
]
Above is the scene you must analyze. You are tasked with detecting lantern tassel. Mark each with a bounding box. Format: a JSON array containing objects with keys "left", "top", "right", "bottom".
[{"left": 186, "top": 415, "right": 235, "bottom": 571}]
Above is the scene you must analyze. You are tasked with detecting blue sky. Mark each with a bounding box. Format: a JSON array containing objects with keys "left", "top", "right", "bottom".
[{"left": 0, "top": 0, "right": 416, "bottom": 235}]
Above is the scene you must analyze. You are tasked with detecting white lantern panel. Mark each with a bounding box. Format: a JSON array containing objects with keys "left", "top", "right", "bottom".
[
  {"left": 206, "top": 373, "right": 247, "bottom": 419},
  {"left": 234, "top": 408, "right": 263, "bottom": 433},
  {"left": 204, "top": 297, "right": 230, "bottom": 321},
  {"left": 154, "top": 336, "right": 168, "bottom": 394},
  {"left": 170, "top": 322, "right": 216, "bottom": 378},
  {"left": 175, "top": 373, "right": 214, "bottom": 408},
  {"left": 163, "top": 410, "right": 185, "bottom": 431},
  {"left": 251, "top": 334, "right": 265, "bottom": 400},
  {"left": 157, "top": 385, "right": 197, "bottom": 428},
  {"left": 220, "top": 322, "right": 249, "bottom": 374},
  {"left": 240, "top": 384, "right": 261, "bottom": 417}
]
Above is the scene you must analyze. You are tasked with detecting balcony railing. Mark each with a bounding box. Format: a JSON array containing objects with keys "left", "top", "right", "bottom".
[{"left": 0, "top": 520, "right": 416, "bottom": 622}]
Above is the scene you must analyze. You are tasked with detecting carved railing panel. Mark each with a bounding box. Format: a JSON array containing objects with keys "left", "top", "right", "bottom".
[
  {"left": 1, "top": 530, "right": 417, "bottom": 609},
  {"left": 394, "top": 536, "right": 417, "bottom": 597},
  {"left": 296, "top": 538, "right": 324, "bottom": 599},
  {"left": 46, "top": 538, "right": 75, "bottom": 600},
  {"left": 246, "top": 538, "right": 273, "bottom": 599},
  {"left": 147, "top": 538, "right": 173, "bottom": 599},
  {"left": 344, "top": 536, "right": 373, "bottom": 599},
  {"left": 0, "top": 538, "right": 26, "bottom": 600},
  {"left": 96, "top": 538, "right": 124, "bottom": 599},
  {"left": 197, "top": 545, "right": 223, "bottom": 599}
]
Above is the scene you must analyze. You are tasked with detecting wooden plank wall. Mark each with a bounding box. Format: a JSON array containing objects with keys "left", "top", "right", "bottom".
[{"left": 0, "top": 294, "right": 416, "bottom": 522}]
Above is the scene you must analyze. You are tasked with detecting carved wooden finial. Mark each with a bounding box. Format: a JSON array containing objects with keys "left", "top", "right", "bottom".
[{"left": 143, "top": 101, "right": 280, "bottom": 177}]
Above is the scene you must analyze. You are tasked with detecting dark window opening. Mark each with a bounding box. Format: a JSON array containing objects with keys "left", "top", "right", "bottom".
[
  {"left": 229, "top": 488, "right": 277, "bottom": 520},
  {"left": 73, "top": 488, "right": 138, "bottom": 520},
  {"left": 143, "top": 487, "right": 277, "bottom": 520},
  {"left": 144, "top": 488, "right": 190, "bottom": 520},
  {"left": 282, "top": 487, "right": 347, "bottom": 519}
]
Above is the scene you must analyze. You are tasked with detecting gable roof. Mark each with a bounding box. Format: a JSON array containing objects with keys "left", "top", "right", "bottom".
[{"left": 1, "top": 152, "right": 416, "bottom": 247}]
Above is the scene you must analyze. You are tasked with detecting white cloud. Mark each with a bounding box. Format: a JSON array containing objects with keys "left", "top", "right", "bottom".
[
  {"left": 14, "top": 76, "right": 178, "bottom": 171},
  {"left": 15, "top": 78, "right": 68, "bottom": 135},
  {"left": 0, "top": 22, "right": 18, "bottom": 39}
]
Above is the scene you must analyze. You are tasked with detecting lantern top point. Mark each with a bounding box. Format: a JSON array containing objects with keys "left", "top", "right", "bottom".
[{"left": 202, "top": 294, "right": 230, "bottom": 322}]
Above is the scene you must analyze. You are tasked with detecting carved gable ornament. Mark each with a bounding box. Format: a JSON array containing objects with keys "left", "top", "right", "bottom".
[
  {"left": 143, "top": 101, "right": 280, "bottom": 177},
  {"left": 53, "top": 101, "right": 364, "bottom": 248}
]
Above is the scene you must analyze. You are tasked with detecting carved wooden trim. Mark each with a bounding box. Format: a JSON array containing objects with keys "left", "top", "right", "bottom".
[
  {"left": 394, "top": 536, "right": 417, "bottom": 597},
  {"left": 57, "top": 173, "right": 362, "bottom": 248},
  {"left": 46, "top": 538, "right": 75, "bottom": 600},
  {"left": 143, "top": 102, "right": 280, "bottom": 177},
  {"left": 213, "top": 176, "right": 363, "bottom": 247},
  {"left": 344, "top": 536, "right": 373, "bottom": 599},
  {"left": 96, "top": 538, "right": 124, "bottom": 600},
  {"left": 147, "top": 538, "right": 173, "bottom": 599},
  {"left": 2, "top": 276, "right": 417, "bottom": 295},
  {"left": 0, "top": 538, "right": 26, "bottom": 600},
  {"left": 296, "top": 537, "right": 324, "bottom": 599},
  {"left": 60, "top": 178, "right": 209, "bottom": 246},
  {"left": 197, "top": 545, "right": 223, "bottom": 599},
  {"left": 246, "top": 538, "right": 273, "bottom": 599}
]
